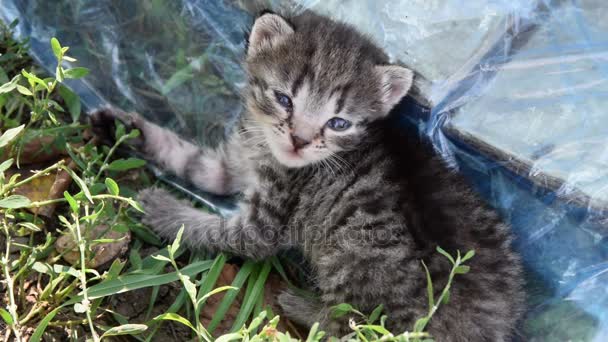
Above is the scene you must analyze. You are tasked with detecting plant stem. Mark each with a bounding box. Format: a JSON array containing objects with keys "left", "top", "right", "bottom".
[
  {"left": 94, "top": 135, "right": 128, "bottom": 182},
  {"left": 28, "top": 197, "right": 67, "bottom": 207},
  {"left": 72, "top": 212, "right": 100, "bottom": 342},
  {"left": 27, "top": 194, "right": 136, "bottom": 209},
  {"left": 18, "top": 303, "right": 44, "bottom": 325},
  {"left": 8, "top": 159, "right": 65, "bottom": 190},
  {"left": 47, "top": 313, "right": 105, "bottom": 327},
  {"left": 1, "top": 218, "right": 23, "bottom": 342}
]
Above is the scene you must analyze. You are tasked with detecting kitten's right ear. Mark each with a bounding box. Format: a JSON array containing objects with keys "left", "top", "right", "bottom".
[{"left": 247, "top": 13, "right": 294, "bottom": 57}]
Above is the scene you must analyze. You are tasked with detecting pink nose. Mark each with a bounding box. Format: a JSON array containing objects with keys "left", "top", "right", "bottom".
[{"left": 290, "top": 134, "right": 310, "bottom": 150}]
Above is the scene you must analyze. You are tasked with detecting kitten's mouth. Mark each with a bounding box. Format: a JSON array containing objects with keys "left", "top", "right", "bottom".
[
  {"left": 272, "top": 146, "right": 311, "bottom": 168},
  {"left": 286, "top": 149, "right": 301, "bottom": 158}
]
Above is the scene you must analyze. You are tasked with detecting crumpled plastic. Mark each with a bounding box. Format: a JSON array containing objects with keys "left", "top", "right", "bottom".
[{"left": 2, "top": 0, "right": 607, "bottom": 340}]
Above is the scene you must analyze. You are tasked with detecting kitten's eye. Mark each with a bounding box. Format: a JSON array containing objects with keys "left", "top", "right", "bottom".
[
  {"left": 326, "top": 117, "right": 352, "bottom": 131},
  {"left": 274, "top": 91, "right": 293, "bottom": 109}
]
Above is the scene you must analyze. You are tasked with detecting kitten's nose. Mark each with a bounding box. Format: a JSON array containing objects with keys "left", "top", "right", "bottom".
[{"left": 290, "top": 134, "right": 310, "bottom": 150}]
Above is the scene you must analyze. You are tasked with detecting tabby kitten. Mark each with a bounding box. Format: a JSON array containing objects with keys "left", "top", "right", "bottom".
[{"left": 91, "top": 11, "right": 525, "bottom": 341}]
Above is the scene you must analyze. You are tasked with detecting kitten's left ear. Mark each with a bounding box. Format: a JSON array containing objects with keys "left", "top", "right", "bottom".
[
  {"left": 375, "top": 65, "right": 414, "bottom": 113},
  {"left": 247, "top": 13, "right": 294, "bottom": 57}
]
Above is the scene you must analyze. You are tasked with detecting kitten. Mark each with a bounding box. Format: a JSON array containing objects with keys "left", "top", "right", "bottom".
[{"left": 91, "top": 11, "right": 525, "bottom": 341}]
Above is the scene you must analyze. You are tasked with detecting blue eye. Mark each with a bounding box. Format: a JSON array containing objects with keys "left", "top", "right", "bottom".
[
  {"left": 326, "top": 117, "right": 352, "bottom": 131},
  {"left": 274, "top": 91, "right": 292, "bottom": 109}
]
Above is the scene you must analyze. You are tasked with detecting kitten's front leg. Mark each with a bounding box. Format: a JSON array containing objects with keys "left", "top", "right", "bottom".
[
  {"left": 90, "top": 107, "right": 249, "bottom": 195},
  {"left": 137, "top": 187, "right": 288, "bottom": 260}
]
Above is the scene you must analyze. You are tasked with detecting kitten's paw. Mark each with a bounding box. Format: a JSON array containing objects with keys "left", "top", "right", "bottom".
[
  {"left": 89, "top": 106, "right": 145, "bottom": 148},
  {"left": 137, "top": 187, "right": 183, "bottom": 239}
]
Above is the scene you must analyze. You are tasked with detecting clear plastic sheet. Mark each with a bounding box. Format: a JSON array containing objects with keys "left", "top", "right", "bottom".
[{"left": 2, "top": 1, "right": 607, "bottom": 340}]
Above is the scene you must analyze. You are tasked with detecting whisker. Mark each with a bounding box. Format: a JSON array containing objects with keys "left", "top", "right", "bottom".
[
  {"left": 330, "top": 153, "right": 354, "bottom": 175},
  {"left": 326, "top": 155, "right": 345, "bottom": 175}
]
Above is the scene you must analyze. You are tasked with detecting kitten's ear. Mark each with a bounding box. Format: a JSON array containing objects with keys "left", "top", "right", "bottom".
[
  {"left": 247, "top": 13, "right": 294, "bottom": 57},
  {"left": 375, "top": 65, "right": 414, "bottom": 113}
]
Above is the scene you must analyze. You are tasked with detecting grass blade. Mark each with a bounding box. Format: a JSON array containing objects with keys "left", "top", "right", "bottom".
[
  {"left": 101, "top": 324, "right": 148, "bottom": 338},
  {"left": 71, "top": 260, "right": 212, "bottom": 302},
  {"left": 196, "top": 253, "right": 227, "bottom": 314},
  {"left": 30, "top": 307, "right": 60, "bottom": 342},
  {"left": 208, "top": 260, "right": 255, "bottom": 333},
  {"left": 230, "top": 260, "right": 271, "bottom": 332}
]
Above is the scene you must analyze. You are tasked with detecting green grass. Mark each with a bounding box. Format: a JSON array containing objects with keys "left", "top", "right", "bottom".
[{"left": 0, "top": 21, "right": 472, "bottom": 342}]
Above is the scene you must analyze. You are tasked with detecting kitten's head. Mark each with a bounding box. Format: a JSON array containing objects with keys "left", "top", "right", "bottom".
[{"left": 244, "top": 12, "right": 413, "bottom": 168}]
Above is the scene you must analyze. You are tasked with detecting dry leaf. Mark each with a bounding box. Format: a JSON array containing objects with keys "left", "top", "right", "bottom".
[{"left": 55, "top": 224, "right": 131, "bottom": 269}]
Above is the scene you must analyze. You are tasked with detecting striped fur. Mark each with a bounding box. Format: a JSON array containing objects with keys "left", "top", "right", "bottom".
[{"left": 91, "top": 11, "right": 525, "bottom": 341}]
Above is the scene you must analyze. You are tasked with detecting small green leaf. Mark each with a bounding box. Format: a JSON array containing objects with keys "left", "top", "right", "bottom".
[
  {"left": 105, "top": 178, "right": 119, "bottom": 196},
  {"left": 368, "top": 304, "right": 384, "bottom": 324},
  {"left": 215, "top": 333, "right": 243, "bottom": 342},
  {"left": 0, "top": 124, "right": 25, "bottom": 148},
  {"left": 358, "top": 324, "right": 391, "bottom": 335},
  {"left": 53, "top": 264, "right": 81, "bottom": 278},
  {"left": 16, "top": 85, "right": 32, "bottom": 96},
  {"left": 101, "top": 324, "right": 148, "bottom": 338},
  {"left": 330, "top": 303, "right": 354, "bottom": 319},
  {"left": 306, "top": 322, "right": 321, "bottom": 342},
  {"left": 0, "top": 308, "right": 13, "bottom": 325},
  {"left": 180, "top": 274, "right": 197, "bottom": 305},
  {"left": 50, "top": 37, "right": 62, "bottom": 60},
  {"left": 62, "top": 167, "right": 93, "bottom": 203},
  {"left": 63, "top": 67, "right": 89, "bottom": 79},
  {"left": 421, "top": 260, "right": 434, "bottom": 310},
  {"left": 0, "top": 82, "right": 16, "bottom": 94},
  {"left": 461, "top": 249, "right": 475, "bottom": 263},
  {"left": 151, "top": 254, "right": 171, "bottom": 263},
  {"left": 18, "top": 222, "right": 41, "bottom": 232},
  {"left": 22, "top": 69, "right": 49, "bottom": 90},
  {"left": 129, "top": 247, "right": 143, "bottom": 270},
  {"left": 55, "top": 65, "right": 64, "bottom": 82},
  {"left": 442, "top": 290, "right": 450, "bottom": 305},
  {"left": 196, "top": 286, "right": 237, "bottom": 308},
  {"left": 0, "top": 195, "right": 31, "bottom": 209},
  {"left": 0, "top": 75, "right": 20, "bottom": 94},
  {"left": 454, "top": 265, "right": 470, "bottom": 274},
  {"left": 153, "top": 313, "right": 197, "bottom": 333},
  {"left": 107, "top": 158, "right": 146, "bottom": 171},
  {"left": 413, "top": 317, "right": 429, "bottom": 333},
  {"left": 63, "top": 191, "right": 78, "bottom": 213},
  {"left": 0, "top": 158, "right": 14, "bottom": 173},
  {"left": 246, "top": 310, "right": 267, "bottom": 332},
  {"left": 58, "top": 85, "right": 81, "bottom": 122},
  {"left": 32, "top": 262, "right": 52, "bottom": 275},
  {"left": 127, "top": 129, "right": 141, "bottom": 139},
  {"left": 436, "top": 246, "right": 455, "bottom": 265},
  {"left": 170, "top": 226, "right": 184, "bottom": 257},
  {"left": 115, "top": 121, "right": 126, "bottom": 139},
  {"left": 125, "top": 197, "right": 145, "bottom": 212}
]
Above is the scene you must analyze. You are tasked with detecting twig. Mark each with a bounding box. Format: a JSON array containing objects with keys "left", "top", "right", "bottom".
[
  {"left": 1, "top": 217, "right": 23, "bottom": 342},
  {"left": 72, "top": 212, "right": 100, "bottom": 342}
]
